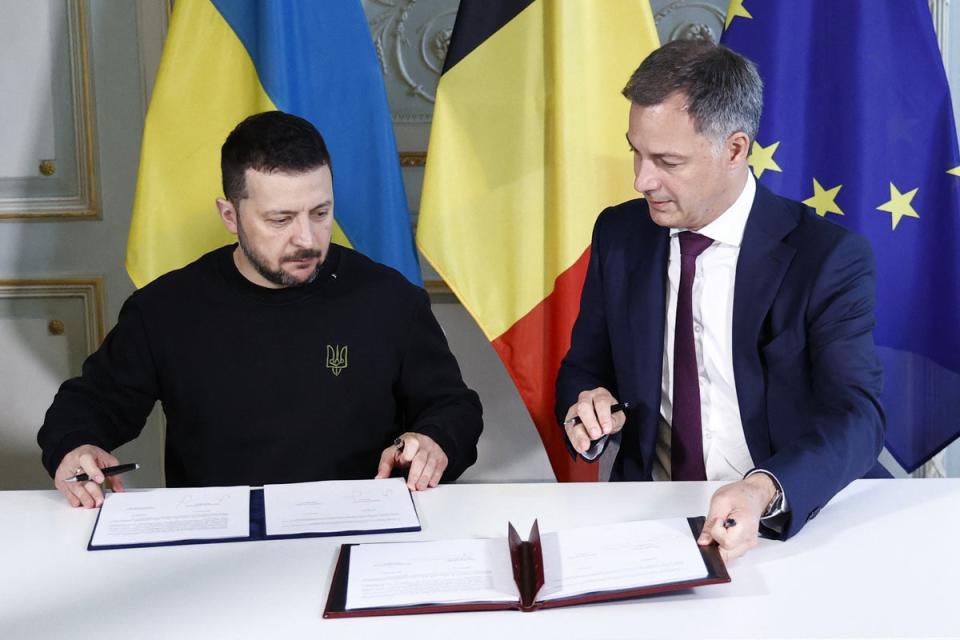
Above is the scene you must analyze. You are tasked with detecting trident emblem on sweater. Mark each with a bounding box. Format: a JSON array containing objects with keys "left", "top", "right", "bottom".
[{"left": 326, "top": 344, "right": 348, "bottom": 376}]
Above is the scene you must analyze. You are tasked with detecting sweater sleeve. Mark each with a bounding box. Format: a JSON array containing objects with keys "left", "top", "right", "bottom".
[
  {"left": 37, "top": 293, "right": 160, "bottom": 477},
  {"left": 397, "top": 288, "right": 483, "bottom": 481}
]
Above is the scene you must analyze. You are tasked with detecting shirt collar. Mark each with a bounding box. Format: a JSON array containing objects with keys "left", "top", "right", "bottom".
[{"left": 670, "top": 171, "right": 756, "bottom": 248}]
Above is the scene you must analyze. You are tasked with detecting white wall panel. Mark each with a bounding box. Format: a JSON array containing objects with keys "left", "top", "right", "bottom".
[{"left": 0, "top": 281, "right": 102, "bottom": 488}]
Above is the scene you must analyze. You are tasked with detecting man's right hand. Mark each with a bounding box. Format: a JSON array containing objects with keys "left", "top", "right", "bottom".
[
  {"left": 54, "top": 445, "right": 124, "bottom": 508},
  {"left": 563, "top": 387, "right": 627, "bottom": 454}
]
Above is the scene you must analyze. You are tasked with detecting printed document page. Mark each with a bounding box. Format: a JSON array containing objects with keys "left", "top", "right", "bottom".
[
  {"left": 537, "top": 518, "right": 707, "bottom": 601},
  {"left": 346, "top": 538, "right": 520, "bottom": 610},
  {"left": 263, "top": 477, "right": 419, "bottom": 536},
  {"left": 90, "top": 486, "right": 250, "bottom": 547}
]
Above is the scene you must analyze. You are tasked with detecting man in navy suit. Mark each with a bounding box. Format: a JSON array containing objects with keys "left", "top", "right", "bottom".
[{"left": 556, "top": 39, "right": 885, "bottom": 561}]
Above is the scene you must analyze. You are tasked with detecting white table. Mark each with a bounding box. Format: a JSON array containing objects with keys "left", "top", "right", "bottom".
[{"left": 0, "top": 480, "right": 957, "bottom": 639}]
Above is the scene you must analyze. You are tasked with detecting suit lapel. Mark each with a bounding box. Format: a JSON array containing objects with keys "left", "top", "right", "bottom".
[{"left": 733, "top": 184, "right": 798, "bottom": 459}]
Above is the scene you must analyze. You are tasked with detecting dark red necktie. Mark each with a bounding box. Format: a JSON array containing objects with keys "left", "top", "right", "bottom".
[{"left": 671, "top": 231, "right": 714, "bottom": 481}]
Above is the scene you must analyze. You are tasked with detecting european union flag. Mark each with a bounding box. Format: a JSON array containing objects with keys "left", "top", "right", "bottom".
[{"left": 721, "top": 0, "right": 960, "bottom": 472}]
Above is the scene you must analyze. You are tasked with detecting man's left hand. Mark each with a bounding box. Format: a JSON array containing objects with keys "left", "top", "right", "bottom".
[
  {"left": 697, "top": 473, "right": 777, "bottom": 562},
  {"left": 375, "top": 432, "right": 448, "bottom": 491}
]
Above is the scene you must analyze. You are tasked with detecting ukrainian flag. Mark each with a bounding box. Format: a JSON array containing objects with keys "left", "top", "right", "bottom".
[{"left": 127, "top": 0, "right": 420, "bottom": 287}]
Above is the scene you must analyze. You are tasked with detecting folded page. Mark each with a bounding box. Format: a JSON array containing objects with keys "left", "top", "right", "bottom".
[
  {"left": 263, "top": 477, "right": 419, "bottom": 536},
  {"left": 346, "top": 538, "right": 520, "bottom": 610},
  {"left": 537, "top": 517, "right": 708, "bottom": 601},
  {"left": 90, "top": 486, "right": 250, "bottom": 547}
]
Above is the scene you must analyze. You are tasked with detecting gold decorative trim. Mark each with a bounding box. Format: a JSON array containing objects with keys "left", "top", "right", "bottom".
[
  {"left": 39, "top": 160, "right": 56, "bottom": 177},
  {"left": 400, "top": 151, "right": 427, "bottom": 167},
  {"left": 0, "top": 278, "right": 106, "bottom": 351},
  {"left": 48, "top": 319, "right": 66, "bottom": 335},
  {"left": 424, "top": 278, "right": 457, "bottom": 303},
  {"left": 73, "top": 0, "right": 99, "bottom": 219},
  {"left": 0, "top": 1, "right": 99, "bottom": 220}
]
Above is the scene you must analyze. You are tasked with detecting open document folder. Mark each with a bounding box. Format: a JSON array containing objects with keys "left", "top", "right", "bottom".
[
  {"left": 324, "top": 517, "right": 729, "bottom": 617},
  {"left": 87, "top": 477, "right": 420, "bottom": 551}
]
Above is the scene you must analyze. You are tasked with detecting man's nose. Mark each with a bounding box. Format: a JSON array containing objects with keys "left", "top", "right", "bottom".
[
  {"left": 634, "top": 160, "right": 660, "bottom": 194},
  {"left": 291, "top": 215, "right": 314, "bottom": 247}
]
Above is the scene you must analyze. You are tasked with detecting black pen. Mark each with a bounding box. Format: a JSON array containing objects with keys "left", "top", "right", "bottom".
[
  {"left": 65, "top": 463, "right": 140, "bottom": 483},
  {"left": 562, "top": 401, "right": 632, "bottom": 426},
  {"left": 724, "top": 518, "right": 737, "bottom": 529}
]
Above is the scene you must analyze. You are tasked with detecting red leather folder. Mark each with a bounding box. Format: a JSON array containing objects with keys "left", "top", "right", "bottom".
[{"left": 323, "top": 516, "right": 729, "bottom": 617}]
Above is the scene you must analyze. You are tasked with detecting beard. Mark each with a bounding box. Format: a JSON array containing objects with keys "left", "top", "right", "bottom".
[{"left": 236, "top": 219, "right": 323, "bottom": 288}]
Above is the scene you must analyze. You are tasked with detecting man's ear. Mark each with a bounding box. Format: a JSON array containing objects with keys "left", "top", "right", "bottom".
[
  {"left": 216, "top": 197, "right": 239, "bottom": 235},
  {"left": 727, "top": 131, "right": 751, "bottom": 168}
]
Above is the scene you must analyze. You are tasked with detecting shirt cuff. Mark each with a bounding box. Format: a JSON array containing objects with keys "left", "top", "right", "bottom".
[
  {"left": 579, "top": 434, "right": 609, "bottom": 461},
  {"left": 745, "top": 468, "right": 790, "bottom": 516},
  {"left": 745, "top": 469, "right": 789, "bottom": 535}
]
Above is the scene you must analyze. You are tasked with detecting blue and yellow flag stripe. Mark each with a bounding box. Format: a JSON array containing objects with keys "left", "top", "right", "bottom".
[{"left": 128, "top": 0, "right": 420, "bottom": 287}]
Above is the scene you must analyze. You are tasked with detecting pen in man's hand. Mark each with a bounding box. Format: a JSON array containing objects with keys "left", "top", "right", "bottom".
[
  {"left": 562, "top": 402, "right": 632, "bottom": 426},
  {"left": 723, "top": 518, "right": 737, "bottom": 529},
  {"left": 393, "top": 437, "right": 405, "bottom": 453},
  {"left": 65, "top": 463, "right": 140, "bottom": 483}
]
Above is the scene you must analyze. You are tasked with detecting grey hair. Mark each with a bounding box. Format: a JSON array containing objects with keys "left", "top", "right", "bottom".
[{"left": 622, "top": 39, "right": 763, "bottom": 148}]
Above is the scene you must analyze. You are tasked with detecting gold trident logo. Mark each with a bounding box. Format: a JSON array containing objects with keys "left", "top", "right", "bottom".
[{"left": 326, "top": 344, "right": 348, "bottom": 376}]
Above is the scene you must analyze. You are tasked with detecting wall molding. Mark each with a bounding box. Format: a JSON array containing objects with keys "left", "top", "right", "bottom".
[
  {"left": 0, "top": 278, "right": 105, "bottom": 352},
  {"left": 135, "top": 0, "right": 171, "bottom": 117},
  {"left": 930, "top": 0, "right": 950, "bottom": 67},
  {"left": 0, "top": 1, "right": 99, "bottom": 220}
]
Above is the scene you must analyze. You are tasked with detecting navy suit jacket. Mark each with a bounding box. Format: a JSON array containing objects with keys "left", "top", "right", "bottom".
[{"left": 556, "top": 184, "right": 886, "bottom": 539}]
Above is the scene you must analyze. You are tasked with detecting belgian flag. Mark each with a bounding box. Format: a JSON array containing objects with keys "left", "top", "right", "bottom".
[{"left": 417, "top": 1, "right": 660, "bottom": 481}]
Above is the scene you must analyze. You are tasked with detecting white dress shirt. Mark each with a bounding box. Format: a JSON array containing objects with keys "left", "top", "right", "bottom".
[
  {"left": 653, "top": 173, "right": 756, "bottom": 482},
  {"left": 582, "top": 172, "right": 785, "bottom": 522}
]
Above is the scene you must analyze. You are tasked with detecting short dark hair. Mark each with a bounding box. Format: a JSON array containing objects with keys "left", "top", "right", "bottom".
[
  {"left": 221, "top": 111, "right": 332, "bottom": 203},
  {"left": 622, "top": 39, "right": 763, "bottom": 144}
]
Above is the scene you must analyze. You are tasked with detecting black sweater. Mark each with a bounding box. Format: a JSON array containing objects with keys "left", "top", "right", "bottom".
[{"left": 38, "top": 244, "right": 483, "bottom": 486}]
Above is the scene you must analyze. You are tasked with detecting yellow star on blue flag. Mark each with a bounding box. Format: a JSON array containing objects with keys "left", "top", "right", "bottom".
[
  {"left": 748, "top": 140, "right": 782, "bottom": 179},
  {"left": 803, "top": 179, "right": 843, "bottom": 217},
  {"left": 725, "top": 0, "right": 752, "bottom": 30},
  {"left": 876, "top": 183, "right": 919, "bottom": 230}
]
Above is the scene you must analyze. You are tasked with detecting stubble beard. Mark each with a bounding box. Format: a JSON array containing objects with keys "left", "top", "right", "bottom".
[{"left": 236, "top": 218, "right": 322, "bottom": 288}]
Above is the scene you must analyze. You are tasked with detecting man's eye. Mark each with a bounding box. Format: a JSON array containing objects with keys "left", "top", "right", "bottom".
[{"left": 270, "top": 218, "right": 291, "bottom": 226}]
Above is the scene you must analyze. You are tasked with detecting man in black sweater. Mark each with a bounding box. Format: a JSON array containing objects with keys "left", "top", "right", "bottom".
[{"left": 38, "top": 111, "right": 483, "bottom": 508}]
